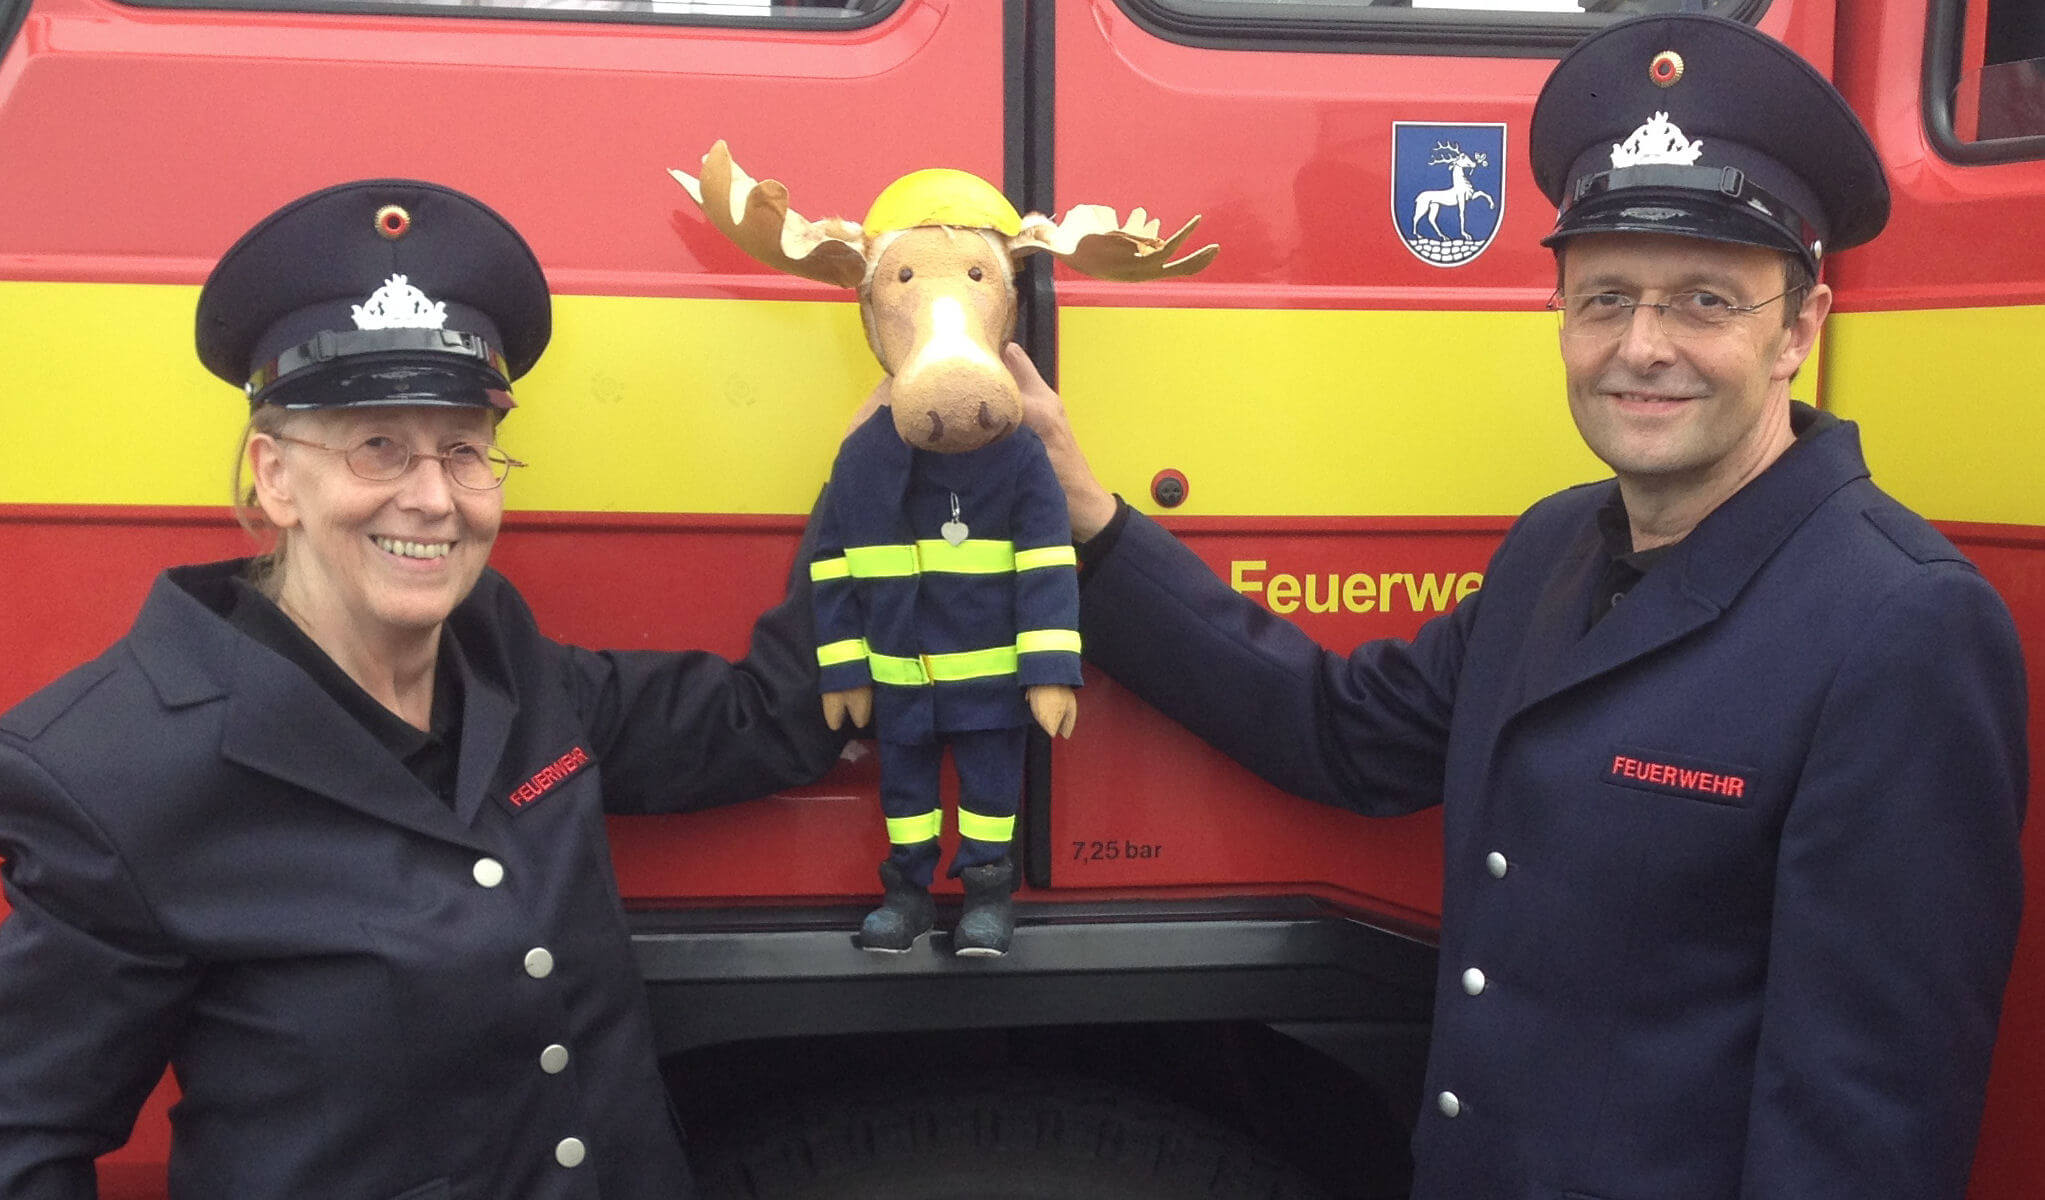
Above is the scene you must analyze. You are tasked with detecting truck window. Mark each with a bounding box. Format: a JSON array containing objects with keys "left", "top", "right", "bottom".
[
  {"left": 1937, "top": 0, "right": 2045, "bottom": 151},
  {"left": 117, "top": 0, "right": 898, "bottom": 23},
  {"left": 1118, "top": 0, "right": 1757, "bottom": 55}
]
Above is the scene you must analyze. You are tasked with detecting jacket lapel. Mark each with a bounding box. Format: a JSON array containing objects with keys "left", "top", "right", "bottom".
[
  {"left": 131, "top": 562, "right": 490, "bottom": 848},
  {"left": 447, "top": 631, "right": 517, "bottom": 827},
  {"left": 1508, "top": 407, "right": 1870, "bottom": 719},
  {"left": 218, "top": 651, "right": 485, "bottom": 848}
]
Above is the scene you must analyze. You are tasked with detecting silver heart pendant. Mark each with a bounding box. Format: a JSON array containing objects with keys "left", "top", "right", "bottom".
[{"left": 940, "top": 519, "right": 969, "bottom": 546}]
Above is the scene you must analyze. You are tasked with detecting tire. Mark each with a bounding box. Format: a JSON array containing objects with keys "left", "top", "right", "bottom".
[{"left": 692, "top": 1072, "right": 1334, "bottom": 1200}]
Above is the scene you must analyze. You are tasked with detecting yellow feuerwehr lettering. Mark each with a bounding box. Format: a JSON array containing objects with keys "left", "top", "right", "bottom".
[{"left": 1227, "top": 559, "right": 1484, "bottom": 615}]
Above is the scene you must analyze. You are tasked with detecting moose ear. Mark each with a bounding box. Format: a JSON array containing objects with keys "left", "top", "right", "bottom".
[
  {"left": 1012, "top": 205, "right": 1218, "bottom": 282},
  {"left": 669, "top": 140, "right": 869, "bottom": 289}
]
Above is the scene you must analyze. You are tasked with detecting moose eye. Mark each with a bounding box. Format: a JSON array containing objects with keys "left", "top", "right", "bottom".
[
  {"left": 968, "top": 266, "right": 984, "bottom": 282},
  {"left": 898, "top": 267, "right": 914, "bottom": 283}
]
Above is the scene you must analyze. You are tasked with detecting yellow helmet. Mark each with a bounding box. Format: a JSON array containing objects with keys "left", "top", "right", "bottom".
[{"left": 862, "top": 168, "right": 1022, "bottom": 239}]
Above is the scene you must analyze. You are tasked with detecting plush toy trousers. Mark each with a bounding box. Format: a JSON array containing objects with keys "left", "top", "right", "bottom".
[{"left": 879, "top": 727, "right": 1025, "bottom": 887}]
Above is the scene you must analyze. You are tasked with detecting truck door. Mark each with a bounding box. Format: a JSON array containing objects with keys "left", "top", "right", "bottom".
[{"left": 1828, "top": 1, "right": 2045, "bottom": 1194}]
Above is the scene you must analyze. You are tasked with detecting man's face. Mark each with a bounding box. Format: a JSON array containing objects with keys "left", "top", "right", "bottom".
[{"left": 1558, "top": 233, "right": 1828, "bottom": 497}]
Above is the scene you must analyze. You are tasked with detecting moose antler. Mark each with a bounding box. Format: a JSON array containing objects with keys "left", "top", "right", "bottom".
[
  {"left": 669, "top": 140, "right": 868, "bottom": 287},
  {"left": 1013, "top": 204, "right": 1219, "bottom": 282}
]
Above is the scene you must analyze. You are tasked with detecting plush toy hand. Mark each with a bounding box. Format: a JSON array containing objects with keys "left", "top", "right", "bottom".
[
  {"left": 1026, "top": 684, "right": 1078, "bottom": 739},
  {"left": 822, "top": 686, "right": 874, "bottom": 731},
  {"left": 846, "top": 375, "right": 893, "bottom": 435},
  {"left": 1005, "top": 344, "right": 1117, "bottom": 541}
]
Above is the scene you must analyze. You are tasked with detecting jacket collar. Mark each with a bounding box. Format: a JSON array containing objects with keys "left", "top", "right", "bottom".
[
  {"left": 126, "top": 559, "right": 515, "bottom": 844},
  {"left": 1512, "top": 404, "right": 1869, "bottom": 716}
]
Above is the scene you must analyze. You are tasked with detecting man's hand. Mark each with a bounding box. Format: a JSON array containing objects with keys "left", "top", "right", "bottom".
[
  {"left": 846, "top": 375, "right": 891, "bottom": 435},
  {"left": 1005, "top": 344, "right": 1117, "bottom": 541},
  {"left": 822, "top": 686, "right": 873, "bottom": 731},
  {"left": 1026, "top": 684, "right": 1078, "bottom": 739}
]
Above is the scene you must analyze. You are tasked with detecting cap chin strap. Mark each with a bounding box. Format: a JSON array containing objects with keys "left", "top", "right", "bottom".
[
  {"left": 1565, "top": 164, "right": 1822, "bottom": 261},
  {"left": 246, "top": 328, "right": 510, "bottom": 403}
]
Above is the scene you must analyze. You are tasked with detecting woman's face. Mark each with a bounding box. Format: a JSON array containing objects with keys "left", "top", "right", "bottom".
[{"left": 252, "top": 405, "right": 504, "bottom": 646}]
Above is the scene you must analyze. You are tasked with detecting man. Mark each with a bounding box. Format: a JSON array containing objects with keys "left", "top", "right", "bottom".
[{"left": 1016, "top": 13, "right": 2026, "bottom": 1200}]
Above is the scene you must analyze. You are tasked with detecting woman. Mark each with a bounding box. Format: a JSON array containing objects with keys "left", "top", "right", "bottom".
[{"left": 0, "top": 180, "right": 843, "bottom": 1199}]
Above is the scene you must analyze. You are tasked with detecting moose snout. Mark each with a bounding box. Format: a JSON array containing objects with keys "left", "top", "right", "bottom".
[{"left": 891, "top": 354, "right": 1022, "bottom": 453}]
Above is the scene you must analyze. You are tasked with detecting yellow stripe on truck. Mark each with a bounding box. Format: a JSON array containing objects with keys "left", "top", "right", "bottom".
[
  {"left": 3, "top": 281, "right": 2029, "bottom": 525},
  {"left": 0, "top": 282, "right": 877, "bottom": 511},
  {"left": 1823, "top": 305, "right": 2045, "bottom": 527}
]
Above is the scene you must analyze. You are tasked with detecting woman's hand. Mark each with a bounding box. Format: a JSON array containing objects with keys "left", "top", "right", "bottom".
[{"left": 1005, "top": 344, "right": 1117, "bottom": 542}]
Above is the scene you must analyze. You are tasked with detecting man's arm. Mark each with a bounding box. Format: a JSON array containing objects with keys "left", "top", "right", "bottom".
[
  {"left": 1007, "top": 340, "right": 1470, "bottom": 813},
  {"left": 1006, "top": 344, "right": 1117, "bottom": 543},
  {"left": 1741, "top": 565, "right": 2026, "bottom": 1199}
]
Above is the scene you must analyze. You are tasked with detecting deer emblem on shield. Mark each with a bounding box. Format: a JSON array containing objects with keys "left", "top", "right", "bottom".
[
  {"left": 1412, "top": 142, "right": 1495, "bottom": 240},
  {"left": 1392, "top": 121, "right": 1506, "bottom": 268}
]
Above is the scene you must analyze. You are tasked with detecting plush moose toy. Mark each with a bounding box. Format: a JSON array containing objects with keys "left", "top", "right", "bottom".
[{"left": 671, "top": 141, "right": 1215, "bottom": 956}]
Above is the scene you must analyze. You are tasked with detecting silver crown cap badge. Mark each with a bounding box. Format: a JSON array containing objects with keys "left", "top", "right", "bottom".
[
  {"left": 1610, "top": 112, "right": 1704, "bottom": 169},
  {"left": 351, "top": 274, "right": 449, "bottom": 331}
]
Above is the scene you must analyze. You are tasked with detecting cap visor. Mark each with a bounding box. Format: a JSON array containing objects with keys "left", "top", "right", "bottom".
[
  {"left": 261, "top": 357, "right": 515, "bottom": 411},
  {"left": 1542, "top": 188, "right": 1808, "bottom": 262}
]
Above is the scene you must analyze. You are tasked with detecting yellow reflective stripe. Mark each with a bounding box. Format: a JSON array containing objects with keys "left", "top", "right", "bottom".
[
  {"left": 886, "top": 810, "right": 943, "bottom": 844},
  {"left": 1014, "top": 545, "right": 1077, "bottom": 572},
  {"left": 1016, "top": 629, "right": 1082, "bottom": 656},
  {"left": 817, "top": 638, "right": 869, "bottom": 668},
  {"left": 809, "top": 556, "right": 851, "bottom": 582},
  {"left": 956, "top": 809, "right": 1015, "bottom": 843},
  {"left": 844, "top": 544, "right": 919, "bottom": 578},
  {"left": 915, "top": 538, "right": 1015, "bottom": 574},
  {"left": 924, "top": 645, "right": 1018, "bottom": 681},
  {"left": 868, "top": 652, "right": 929, "bottom": 686}
]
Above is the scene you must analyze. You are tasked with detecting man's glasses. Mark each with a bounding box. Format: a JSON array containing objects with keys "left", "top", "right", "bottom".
[
  {"left": 1548, "top": 288, "right": 1800, "bottom": 342},
  {"left": 273, "top": 434, "right": 525, "bottom": 491}
]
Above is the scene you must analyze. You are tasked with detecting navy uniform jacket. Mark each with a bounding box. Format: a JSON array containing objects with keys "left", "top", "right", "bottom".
[
  {"left": 812, "top": 407, "right": 1082, "bottom": 744},
  {"left": 1079, "top": 410, "right": 2026, "bottom": 1200},
  {"left": 0, "top": 558, "right": 842, "bottom": 1200}
]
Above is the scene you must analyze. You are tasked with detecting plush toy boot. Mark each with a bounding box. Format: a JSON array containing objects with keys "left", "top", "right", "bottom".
[
  {"left": 951, "top": 857, "right": 1017, "bottom": 957},
  {"left": 857, "top": 860, "right": 935, "bottom": 953}
]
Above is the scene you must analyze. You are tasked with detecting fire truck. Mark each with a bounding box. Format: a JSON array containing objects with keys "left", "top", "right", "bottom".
[{"left": 1, "top": 0, "right": 2039, "bottom": 1196}]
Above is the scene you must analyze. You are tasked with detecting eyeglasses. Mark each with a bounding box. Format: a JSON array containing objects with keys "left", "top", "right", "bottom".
[
  {"left": 273, "top": 434, "right": 525, "bottom": 491},
  {"left": 1548, "top": 288, "right": 1800, "bottom": 342}
]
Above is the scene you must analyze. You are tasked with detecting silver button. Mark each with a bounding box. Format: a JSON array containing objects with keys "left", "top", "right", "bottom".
[
  {"left": 524, "top": 947, "right": 555, "bottom": 979},
  {"left": 555, "top": 1136, "right": 586, "bottom": 1168},
  {"left": 540, "top": 1044, "right": 570, "bottom": 1074},
  {"left": 472, "top": 857, "right": 505, "bottom": 888},
  {"left": 1462, "top": 967, "right": 1487, "bottom": 996},
  {"left": 1485, "top": 851, "right": 1509, "bottom": 879},
  {"left": 1438, "top": 1091, "right": 1462, "bottom": 1118}
]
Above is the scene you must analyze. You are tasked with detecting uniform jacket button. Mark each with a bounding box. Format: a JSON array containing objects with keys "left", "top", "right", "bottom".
[
  {"left": 1438, "top": 1091, "right": 1462, "bottom": 1118},
  {"left": 540, "top": 1044, "right": 570, "bottom": 1074},
  {"left": 524, "top": 947, "right": 555, "bottom": 979},
  {"left": 473, "top": 857, "right": 505, "bottom": 888},
  {"left": 1485, "top": 851, "right": 1509, "bottom": 879},
  {"left": 1462, "top": 967, "right": 1487, "bottom": 996},
  {"left": 555, "top": 1137, "right": 586, "bottom": 1168}
]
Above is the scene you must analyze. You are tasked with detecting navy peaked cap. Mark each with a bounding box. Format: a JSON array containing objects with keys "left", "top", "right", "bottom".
[
  {"left": 1531, "top": 13, "right": 1889, "bottom": 270},
  {"left": 196, "top": 179, "right": 551, "bottom": 411}
]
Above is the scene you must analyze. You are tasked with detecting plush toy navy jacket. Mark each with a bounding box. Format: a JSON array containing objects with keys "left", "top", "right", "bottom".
[
  {"left": 0, "top": 558, "right": 842, "bottom": 1200},
  {"left": 812, "top": 406, "right": 1082, "bottom": 743},
  {"left": 1077, "top": 407, "right": 2026, "bottom": 1200}
]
